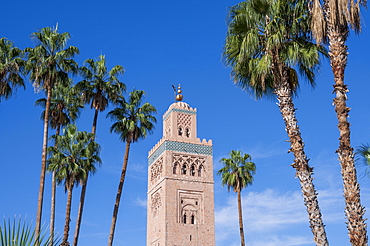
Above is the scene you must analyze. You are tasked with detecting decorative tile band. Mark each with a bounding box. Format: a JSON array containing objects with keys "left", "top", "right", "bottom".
[
  {"left": 148, "top": 140, "right": 212, "bottom": 165},
  {"left": 163, "top": 108, "right": 197, "bottom": 121}
]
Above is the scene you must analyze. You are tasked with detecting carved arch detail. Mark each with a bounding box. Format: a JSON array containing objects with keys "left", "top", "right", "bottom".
[{"left": 172, "top": 154, "right": 206, "bottom": 177}]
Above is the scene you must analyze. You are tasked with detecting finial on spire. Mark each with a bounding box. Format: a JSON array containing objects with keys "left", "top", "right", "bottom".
[{"left": 176, "top": 84, "right": 183, "bottom": 101}]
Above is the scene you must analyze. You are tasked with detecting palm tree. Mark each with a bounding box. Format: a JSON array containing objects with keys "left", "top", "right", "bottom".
[
  {"left": 0, "top": 37, "right": 25, "bottom": 103},
  {"left": 76, "top": 55, "right": 125, "bottom": 135},
  {"left": 0, "top": 217, "right": 60, "bottom": 246},
  {"left": 35, "top": 82, "right": 83, "bottom": 243},
  {"left": 106, "top": 90, "right": 156, "bottom": 246},
  {"left": 25, "top": 25, "right": 79, "bottom": 238},
  {"left": 217, "top": 150, "right": 256, "bottom": 246},
  {"left": 47, "top": 124, "right": 101, "bottom": 246},
  {"left": 73, "top": 55, "right": 125, "bottom": 246},
  {"left": 310, "top": 0, "right": 368, "bottom": 243},
  {"left": 223, "top": 0, "right": 328, "bottom": 244}
]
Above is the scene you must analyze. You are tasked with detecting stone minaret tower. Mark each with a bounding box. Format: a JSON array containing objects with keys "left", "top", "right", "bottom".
[{"left": 146, "top": 86, "right": 215, "bottom": 246}]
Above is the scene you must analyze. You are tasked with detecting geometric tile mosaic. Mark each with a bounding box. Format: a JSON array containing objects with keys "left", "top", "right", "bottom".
[
  {"left": 148, "top": 140, "right": 212, "bottom": 165},
  {"left": 163, "top": 108, "right": 196, "bottom": 121}
]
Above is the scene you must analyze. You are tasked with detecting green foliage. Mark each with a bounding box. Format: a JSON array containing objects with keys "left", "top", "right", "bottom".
[
  {"left": 25, "top": 25, "right": 79, "bottom": 92},
  {"left": 0, "top": 218, "right": 60, "bottom": 246},
  {"left": 35, "top": 82, "right": 84, "bottom": 132},
  {"left": 47, "top": 124, "right": 101, "bottom": 192},
  {"left": 107, "top": 90, "right": 157, "bottom": 143},
  {"left": 218, "top": 150, "right": 256, "bottom": 193},
  {"left": 223, "top": 0, "right": 327, "bottom": 99},
  {"left": 0, "top": 37, "right": 25, "bottom": 102},
  {"left": 76, "top": 55, "right": 125, "bottom": 112}
]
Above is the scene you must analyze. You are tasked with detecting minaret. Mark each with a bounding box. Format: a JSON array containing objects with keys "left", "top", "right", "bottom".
[{"left": 146, "top": 85, "right": 215, "bottom": 246}]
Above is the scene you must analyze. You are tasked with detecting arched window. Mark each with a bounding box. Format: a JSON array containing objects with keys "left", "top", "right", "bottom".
[
  {"left": 183, "top": 213, "right": 187, "bottom": 224},
  {"left": 190, "top": 165, "right": 195, "bottom": 176},
  {"left": 173, "top": 163, "right": 179, "bottom": 174},
  {"left": 185, "top": 128, "right": 190, "bottom": 137},
  {"left": 178, "top": 127, "right": 183, "bottom": 136},
  {"left": 191, "top": 214, "right": 195, "bottom": 224},
  {"left": 198, "top": 165, "right": 204, "bottom": 177},
  {"left": 182, "top": 164, "right": 187, "bottom": 175}
]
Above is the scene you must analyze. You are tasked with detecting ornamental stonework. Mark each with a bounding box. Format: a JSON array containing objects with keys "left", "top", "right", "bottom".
[
  {"left": 177, "top": 113, "right": 191, "bottom": 128},
  {"left": 172, "top": 154, "right": 206, "bottom": 177},
  {"left": 151, "top": 189, "right": 162, "bottom": 217},
  {"left": 164, "top": 116, "right": 171, "bottom": 138},
  {"left": 150, "top": 157, "right": 163, "bottom": 184}
]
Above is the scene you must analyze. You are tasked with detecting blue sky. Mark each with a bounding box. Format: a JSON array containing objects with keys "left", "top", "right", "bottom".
[{"left": 1, "top": 0, "right": 370, "bottom": 245}]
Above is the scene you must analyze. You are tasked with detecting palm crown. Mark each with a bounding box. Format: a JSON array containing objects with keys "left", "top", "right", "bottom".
[
  {"left": 26, "top": 26, "right": 79, "bottom": 92},
  {"left": 47, "top": 124, "right": 101, "bottom": 192},
  {"left": 35, "top": 82, "right": 83, "bottom": 133},
  {"left": 0, "top": 37, "right": 25, "bottom": 102},
  {"left": 218, "top": 150, "right": 256, "bottom": 193},
  {"left": 107, "top": 90, "right": 157, "bottom": 143},
  {"left": 224, "top": 0, "right": 326, "bottom": 98},
  {"left": 77, "top": 55, "right": 125, "bottom": 112}
]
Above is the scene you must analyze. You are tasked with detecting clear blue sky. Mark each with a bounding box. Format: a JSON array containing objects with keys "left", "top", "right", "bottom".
[{"left": 1, "top": 0, "right": 370, "bottom": 245}]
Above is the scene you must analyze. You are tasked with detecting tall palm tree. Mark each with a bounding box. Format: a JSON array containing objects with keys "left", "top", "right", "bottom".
[
  {"left": 35, "top": 82, "right": 83, "bottom": 243},
  {"left": 106, "top": 90, "right": 156, "bottom": 246},
  {"left": 0, "top": 37, "right": 25, "bottom": 103},
  {"left": 47, "top": 124, "right": 101, "bottom": 246},
  {"left": 223, "top": 0, "right": 328, "bottom": 244},
  {"left": 73, "top": 55, "right": 125, "bottom": 246},
  {"left": 310, "top": 0, "right": 368, "bottom": 243},
  {"left": 25, "top": 25, "right": 79, "bottom": 238},
  {"left": 217, "top": 150, "right": 256, "bottom": 246}
]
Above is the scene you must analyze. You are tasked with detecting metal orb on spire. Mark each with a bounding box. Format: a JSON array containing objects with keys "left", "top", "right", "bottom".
[{"left": 176, "top": 84, "right": 183, "bottom": 101}]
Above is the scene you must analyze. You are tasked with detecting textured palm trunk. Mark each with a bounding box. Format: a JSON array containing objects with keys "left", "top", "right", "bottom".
[
  {"left": 108, "top": 141, "right": 131, "bottom": 246},
  {"left": 327, "top": 22, "right": 368, "bottom": 246},
  {"left": 275, "top": 69, "right": 328, "bottom": 246},
  {"left": 237, "top": 189, "right": 245, "bottom": 246},
  {"left": 50, "top": 172, "right": 56, "bottom": 243},
  {"left": 73, "top": 110, "right": 98, "bottom": 246},
  {"left": 73, "top": 175, "right": 88, "bottom": 246},
  {"left": 36, "top": 87, "right": 52, "bottom": 240},
  {"left": 50, "top": 126, "right": 61, "bottom": 244},
  {"left": 61, "top": 185, "right": 74, "bottom": 246}
]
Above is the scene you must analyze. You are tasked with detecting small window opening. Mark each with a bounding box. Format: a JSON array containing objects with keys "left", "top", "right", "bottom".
[
  {"left": 178, "top": 127, "right": 183, "bottom": 136},
  {"left": 198, "top": 165, "right": 203, "bottom": 177},
  {"left": 185, "top": 128, "right": 190, "bottom": 137},
  {"left": 191, "top": 215, "right": 195, "bottom": 224},
  {"left": 190, "top": 235, "right": 192, "bottom": 241},
  {"left": 183, "top": 214, "right": 187, "bottom": 224},
  {"left": 190, "top": 165, "right": 195, "bottom": 176},
  {"left": 195, "top": 201, "right": 198, "bottom": 205},
  {"left": 182, "top": 164, "right": 187, "bottom": 175},
  {"left": 173, "top": 163, "right": 178, "bottom": 174}
]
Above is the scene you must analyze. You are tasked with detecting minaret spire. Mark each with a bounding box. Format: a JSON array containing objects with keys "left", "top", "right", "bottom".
[{"left": 176, "top": 84, "right": 183, "bottom": 101}]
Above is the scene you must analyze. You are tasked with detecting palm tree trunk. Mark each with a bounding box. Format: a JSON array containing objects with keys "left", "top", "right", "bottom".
[
  {"left": 275, "top": 71, "right": 328, "bottom": 246},
  {"left": 50, "top": 171, "right": 56, "bottom": 243},
  {"left": 73, "top": 175, "right": 88, "bottom": 246},
  {"left": 73, "top": 109, "right": 99, "bottom": 246},
  {"left": 237, "top": 190, "right": 245, "bottom": 246},
  {"left": 62, "top": 185, "right": 74, "bottom": 246},
  {"left": 36, "top": 87, "right": 52, "bottom": 240},
  {"left": 328, "top": 23, "right": 367, "bottom": 246},
  {"left": 108, "top": 141, "right": 131, "bottom": 246},
  {"left": 92, "top": 108, "right": 99, "bottom": 137},
  {"left": 50, "top": 126, "right": 61, "bottom": 244}
]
